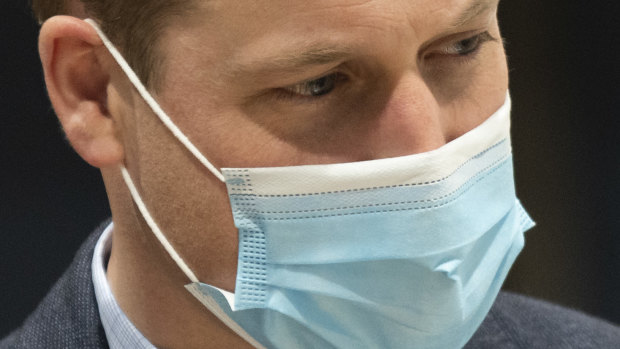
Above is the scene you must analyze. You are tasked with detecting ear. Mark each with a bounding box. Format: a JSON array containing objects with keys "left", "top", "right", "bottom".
[{"left": 39, "top": 16, "right": 123, "bottom": 168}]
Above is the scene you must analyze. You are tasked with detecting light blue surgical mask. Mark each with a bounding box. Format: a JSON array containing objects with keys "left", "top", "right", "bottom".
[{"left": 88, "top": 19, "right": 534, "bottom": 349}]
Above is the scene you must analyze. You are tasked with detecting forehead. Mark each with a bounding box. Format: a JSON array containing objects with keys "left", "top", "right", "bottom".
[
  {"left": 202, "top": 0, "right": 475, "bottom": 20},
  {"left": 194, "top": 0, "right": 489, "bottom": 36},
  {"left": 157, "top": 0, "right": 499, "bottom": 92},
  {"left": 169, "top": 0, "right": 497, "bottom": 56}
]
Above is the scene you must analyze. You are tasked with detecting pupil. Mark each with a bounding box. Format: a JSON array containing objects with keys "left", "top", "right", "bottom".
[
  {"left": 309, "top": 76, "right": 334, "bottom": 96},
  {"left": 458, "top": 36, "right": 479, "bottom": 54}
]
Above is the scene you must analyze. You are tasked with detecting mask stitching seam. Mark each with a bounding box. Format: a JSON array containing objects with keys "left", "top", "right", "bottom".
[
  {"left": 236, "top": 178, "right": 268, "bottom": 306},
  {"left": 243, "top": 158, "right": 509, "bottom": 221},
  {"left": 244, "top": 154, "right": 509, "bottom": 215},
  {"left": 225, "top": 138, "right": 508, "bottom": 197},
  {"left": 231, "top": 154, "right": 510, "bottom": 219}
]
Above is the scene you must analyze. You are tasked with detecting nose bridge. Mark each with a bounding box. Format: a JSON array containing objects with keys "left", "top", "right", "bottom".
[{"left": 368, "top": 73, "right": 446, "bottom": 158}]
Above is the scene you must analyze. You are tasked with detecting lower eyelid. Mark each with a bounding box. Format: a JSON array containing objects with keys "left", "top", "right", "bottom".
[
  {"left": 279, "top": 73, "right": 348, "bottom": 100},
  {"left": 424, "top": 32, "right": 495, "bottom": 62}
]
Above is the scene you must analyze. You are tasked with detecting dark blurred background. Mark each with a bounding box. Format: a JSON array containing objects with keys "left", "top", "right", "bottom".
[{"left": 1, "top": 0, "right": 618, "bottom": 337}]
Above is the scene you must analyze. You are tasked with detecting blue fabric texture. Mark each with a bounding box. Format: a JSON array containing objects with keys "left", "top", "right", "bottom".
[
  {"left": 198, "top": 138, "right": 533, "bottom": 348},
  {"left": 1, "top": 221, "right": 619, "bottom": 348}
]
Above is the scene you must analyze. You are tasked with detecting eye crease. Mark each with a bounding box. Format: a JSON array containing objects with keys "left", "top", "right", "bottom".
[
  {"left": 275, "top": 32, "right": 497, "bottom": 101},
  {"left": 280, "top": 72, "right": 344, "bottom": 98},
  {"left": 439, "top": 31, "right": 497, "bottom": 57}
]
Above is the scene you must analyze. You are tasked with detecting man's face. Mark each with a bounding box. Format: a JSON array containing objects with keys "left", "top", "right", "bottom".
[{"left": 110, "top": 0, "right": 507, "bottom": 290}]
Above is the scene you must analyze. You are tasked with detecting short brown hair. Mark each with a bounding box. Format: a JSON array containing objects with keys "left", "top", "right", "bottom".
[{"left": 31, "top": 0, "right": 194, "bottom": 89}]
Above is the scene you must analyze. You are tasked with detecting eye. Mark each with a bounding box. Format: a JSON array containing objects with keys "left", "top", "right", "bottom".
[
  {"left": 440, "top": 31, "right": 497, "bottom": 57},
  {"left": 281, "top": 73, "right": 342, "bottom": 98}
]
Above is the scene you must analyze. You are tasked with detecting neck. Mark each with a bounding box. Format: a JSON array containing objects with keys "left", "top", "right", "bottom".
[
  {"left": 106, "top": 220, "right": 252, "bottom": 349},
  {"left": 102, "top": 169, "right": 252, "bottom": 349}
]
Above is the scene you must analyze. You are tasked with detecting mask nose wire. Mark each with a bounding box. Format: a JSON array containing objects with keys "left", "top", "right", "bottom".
[{"left": 84, "top": 19, "right": 227, "bottom": 183}]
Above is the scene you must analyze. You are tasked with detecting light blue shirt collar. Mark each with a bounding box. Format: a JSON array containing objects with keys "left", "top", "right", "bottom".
[{"left": 92, "top": 222, "right": 157, "bottom": 349}]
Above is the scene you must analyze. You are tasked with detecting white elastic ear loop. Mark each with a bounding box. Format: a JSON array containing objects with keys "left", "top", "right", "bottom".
[
  {"left": 90, "top": 17, "right": 262, "bottom": 346},
  {"left": 120, "top": 166, "right": 199, "bottom": 283},
  {"left": 120, "top": 166, "right": 265, "bottom": 349},
  {"left": 85, "top": 19, "right": 225, "bottom": 183}
]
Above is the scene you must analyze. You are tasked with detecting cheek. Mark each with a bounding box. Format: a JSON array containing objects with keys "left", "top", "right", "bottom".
[
  {"left": 473, "top": 44, "right": 509, "bottom": 114},
  {"left": 444, "top": 66, "right": 508, "bottom": 141},
  {"left": 120, "top": 88, "right": 241, "bottom": 288},
  {"left": 426, "top": 43, "right": 508, "bottom": 99},
  {"left": 437, "top": 44, "right": 509, "bottom": 140}
]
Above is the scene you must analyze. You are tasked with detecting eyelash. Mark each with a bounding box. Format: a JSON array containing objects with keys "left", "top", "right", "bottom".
[
  {"left": 276, "top": 72, "right": 347, "bottom": 101},
  {"left": 436, "top": 31, "right": 498, "bottom": 59},
  {"left": 275, "top": 31, "right": 497, "bottom": 101}
]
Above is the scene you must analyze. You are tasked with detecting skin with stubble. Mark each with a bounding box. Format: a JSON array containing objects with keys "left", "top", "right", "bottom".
[{"left": 38, "top": 0, "right": 507, "bottom": 347}]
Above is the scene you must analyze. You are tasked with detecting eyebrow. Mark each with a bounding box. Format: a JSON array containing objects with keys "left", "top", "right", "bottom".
[
  {"left": 451, "top": 0, "right": 500, "bottom": 28},
  {"left": 227, "top": 0, "right": 499, "bottom": 78},
  {"left": 227, "top": 45, "right": 353, "bottom": 79}
]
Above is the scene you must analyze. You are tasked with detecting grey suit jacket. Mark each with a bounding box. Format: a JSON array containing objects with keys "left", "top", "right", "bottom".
[{"left": 2, "top": 220, "right": 619, "bottom": 348}]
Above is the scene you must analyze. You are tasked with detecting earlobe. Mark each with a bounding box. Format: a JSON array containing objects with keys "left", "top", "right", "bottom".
[{"left": 39, "top": 16, "right": 124, "bottom": 168}]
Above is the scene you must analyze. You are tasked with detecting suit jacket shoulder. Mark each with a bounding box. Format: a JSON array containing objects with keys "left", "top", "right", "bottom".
[
  {"left": 0, "top": 220, "right": 110, "bottom": 349},
  {"left": 467, "top": 291, "right": 620, "bottom": 348}
]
